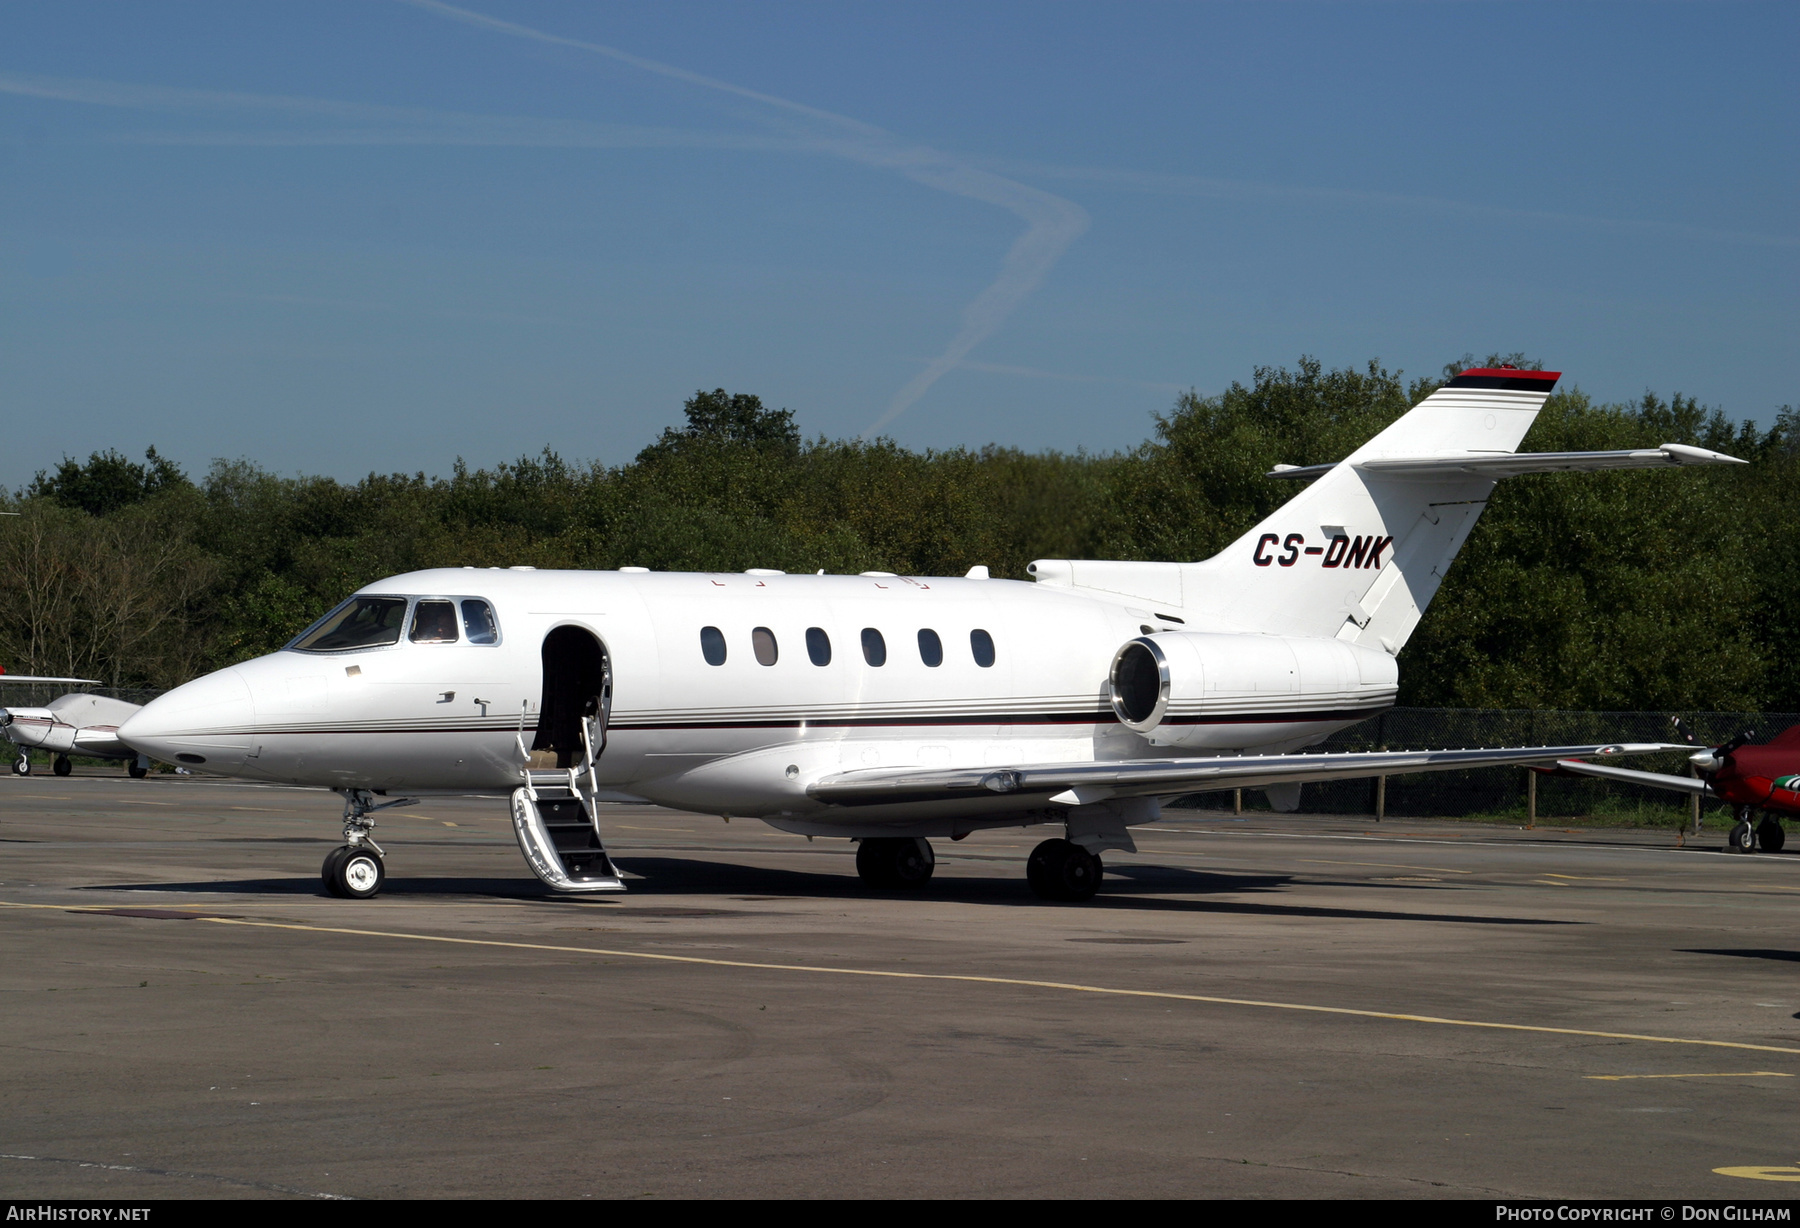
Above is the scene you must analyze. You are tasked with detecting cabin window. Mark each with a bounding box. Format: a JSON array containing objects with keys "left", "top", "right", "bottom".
[
  {"left": 806, "top": 627, "right": 831, "bottom": 666},
  {"left": 290, "top": 596, "right": 408, "bottom": 652},
  {"left": 410, "top": 600, "right": 459, "bottom": 644},
  {"left": 461, "top": 599, "right": 500, "bottom": 645},
  {"left": 752, "top": 627, "right": 779, "bottom": 666},
  {"left": 700, "top": 626, "right": 727, "bottom": 666},
  {"left": 861, "top": 628, "right": 887, "bottom": 667},
  {"left": 970, "top": 628, "right": 996, "bottom": 668},
  {"left": 917, "top": 628, "right": 943, "bottom": 667}
]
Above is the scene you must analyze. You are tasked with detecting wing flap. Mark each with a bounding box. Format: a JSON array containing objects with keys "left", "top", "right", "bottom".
[
  {"left": 1544, "top": 758, "right": 1711, "bottom": 796},
  {"left": 807, "top": 744, "right": 1688, "bottom": 806}
]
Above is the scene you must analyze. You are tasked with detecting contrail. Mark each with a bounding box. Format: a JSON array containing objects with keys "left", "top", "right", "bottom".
[{"left": 396, "top": 0, "right": 1088, "bottom": 438}]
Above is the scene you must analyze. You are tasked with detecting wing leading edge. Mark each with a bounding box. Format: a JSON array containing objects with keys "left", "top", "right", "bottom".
[{"left": 807, "top": 744, "right": 1687, "bottom": 807}]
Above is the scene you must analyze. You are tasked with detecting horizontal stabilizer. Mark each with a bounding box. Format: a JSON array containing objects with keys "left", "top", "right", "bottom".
[
  {"left": 1544, "top": 759, "right": 1710, "bottom": 796},
  {"left": 808, "top": 743, "right": 1689, "bottom": 807},
  {"left": 1268, "top": 443, "right": 1745, "bottom": 482}
]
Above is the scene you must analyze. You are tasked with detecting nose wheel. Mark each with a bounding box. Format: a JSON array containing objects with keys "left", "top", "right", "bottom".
[
  {"left": 11, "top": 751, "right": 28, "bottom": 776},
  {"left": 322, "top": 845, "right": 386, "bottom": 898}
]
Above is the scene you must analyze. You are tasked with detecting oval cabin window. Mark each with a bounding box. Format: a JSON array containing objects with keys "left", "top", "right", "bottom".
[
  {"left": 917, "top": 628, "right": 943, "bottom": 667},
  {"left": 861, "top": 628, "right": 887, "bottom": 667},
  {"left": 970, "top": 628, "right": 996, "bottom": 668},
  {"left": 752, "top": 627, "right": 779, "bottom": 666},
  {"left": 806, "top": 627, "right": 831, "bottom": 666},
  {"left": 700, "top": 626, "right": 727, "bottom": 666}
]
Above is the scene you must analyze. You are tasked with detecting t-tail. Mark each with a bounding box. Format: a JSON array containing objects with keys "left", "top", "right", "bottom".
[{"left": 1028, "top": 366, "right": 1744, "bottom": 652}]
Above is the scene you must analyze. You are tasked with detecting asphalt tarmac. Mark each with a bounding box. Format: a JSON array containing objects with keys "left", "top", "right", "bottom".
[{"left": 1, "top": 770, "right": 1797, "bottom": 1200}]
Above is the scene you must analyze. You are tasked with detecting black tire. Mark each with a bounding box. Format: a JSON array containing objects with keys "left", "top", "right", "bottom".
[
  {"left": 855, "top": 838, "right": 897, "bottom": 887},
  {"left": 53, "top": 756, "right": 72, "bottom": 777},
  {"left": 1757, "top": 819, "right": 1786, "bottom": 854},
  {"left": 890, "top": 837, "right": 934, "bottom": 887},
  {"left": 330, "top": 848, "right": 385, "bottom": 899},
  {"left": 128, "top": 761, "right": 148, "bottom": 779},
  {"left": 321, "top": 845, "right": 351, "bottom": 889},
  {"left": 1027, "top": 838, "right": 1103, "bottom": 902},
  {"left": 1728, "top": 820, "right": 1756, "bottom": 854},
  {"left": 855, "top": 837, "right": 934, "bottom": 889},
  {"left": 11, "top": 755, "right": 28, "bottom": 777}
]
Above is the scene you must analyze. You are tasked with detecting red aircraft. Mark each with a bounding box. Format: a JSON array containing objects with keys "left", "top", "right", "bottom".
[{"left": 1552, "top": 721, "right": 1794, "bottom": 853}]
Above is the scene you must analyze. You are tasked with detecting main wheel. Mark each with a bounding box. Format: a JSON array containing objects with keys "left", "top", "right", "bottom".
[
  {"left": 855, "top": 837, "right": 935, "bottom": 889},
  {"left": 328, "top": 847, "right": 385, "bottom": 899},
  {"left": 53, "top": 756, "right": 72, "bottom": 777},
  {"left": 890, "top": 837, "right": 934, "bottom": 886},
  {"left": 1027, "top": 838, "right": 1103, "bottom": 902},
  {"left": 1757, "top": 819, "right": 1786, "bottom": 854},
  {"left": 11, "top": 753, "right": 28, "bottom": 777},
  {"left": 128, "top": 760, "right": 149, "bottom": 780},
  {"left": 1728, "top": 820, "right": 1756, "bottom": 853}
]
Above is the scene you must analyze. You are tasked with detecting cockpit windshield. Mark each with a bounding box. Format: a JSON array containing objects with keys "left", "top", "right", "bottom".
[{"left": 290, "top": 597, "right": 409, "bottom": 652}]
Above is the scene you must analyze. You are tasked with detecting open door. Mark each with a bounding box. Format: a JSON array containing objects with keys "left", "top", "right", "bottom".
[
  {"left": 533, "top": 625, "right": 610, "bottom": 769},
  {"left": 513, "top": 625, "right": 623, "bottom": 892}
]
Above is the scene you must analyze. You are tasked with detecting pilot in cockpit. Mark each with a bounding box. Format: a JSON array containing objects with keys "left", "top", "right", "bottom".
[{"left": 409, "top": 600, "right": 460, "bottom": 644}]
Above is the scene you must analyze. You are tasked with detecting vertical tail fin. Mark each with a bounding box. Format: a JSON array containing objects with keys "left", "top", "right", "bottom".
[
  {"left": 1184, "top": 368, "right": 1562, "bottom": 647},
  {"left": 1026, "top": 368, "right": 1562, "bottom": 647}
]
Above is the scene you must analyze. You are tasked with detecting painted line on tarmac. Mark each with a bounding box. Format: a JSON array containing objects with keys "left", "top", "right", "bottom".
[
  {"left": 1299, "top": 859, "right": 1473, "bottom": 875},
  {"left": 1587, "top": 1072, "right": 1791, "bottom": 1080},
  {"left": 7, "top": 901, "right": 1793, "bottom": 1056}
]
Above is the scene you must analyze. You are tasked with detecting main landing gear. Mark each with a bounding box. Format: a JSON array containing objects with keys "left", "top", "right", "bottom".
[
  {"left": 52, "top": 755, "right": 72, "bottom": 777},
  {"left": 855, "top": 836, "right": 936, "bottom": 889},
  {"left": 1027, "top": 838, "right": 1103, "bottom": 903},
  {"left": 128, "top": 755, "right": 150, "bottom": 780},
  {"left": 321, "top": 789, "right": 415, "bottom": 899},
  {"left": 1727, "top": 807, "right": 1788, "bottom": 854}
]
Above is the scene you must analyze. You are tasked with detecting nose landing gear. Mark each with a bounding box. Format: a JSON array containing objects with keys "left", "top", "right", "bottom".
[
  {"left": 11, "top": 751, "right": 28, "bottom": 776},
  {"left": 322, "top": 789, "right": 415, "bottom": 898}
]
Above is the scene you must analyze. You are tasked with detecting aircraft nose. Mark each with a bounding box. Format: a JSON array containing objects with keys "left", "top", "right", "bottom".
[{"left": 119, "top": 667, "right": 257, "bottom": 771}]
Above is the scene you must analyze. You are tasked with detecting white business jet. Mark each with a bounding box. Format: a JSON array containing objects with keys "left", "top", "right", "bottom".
[
  {"left": 117, "top": 368, "right": 1743, "bottom": 901},
  {"left": 1, "top": 676, "right": 150, "bottom": 777}
]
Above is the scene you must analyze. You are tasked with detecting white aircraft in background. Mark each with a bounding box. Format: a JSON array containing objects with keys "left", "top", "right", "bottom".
[
  {"left": 118, "top": 367, "right": 1744, "bottom": 901},
  {"left": 0, "top": 676, "right": 150, "bottom": 777}
]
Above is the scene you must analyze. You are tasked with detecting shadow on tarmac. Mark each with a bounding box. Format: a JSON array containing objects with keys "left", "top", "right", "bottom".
[
  {"left": 80, "top": 856, "right": 1575, "bottom": 925},
  {"left": 1679, "top": 948, "right": 1800, "bottom": 963}
]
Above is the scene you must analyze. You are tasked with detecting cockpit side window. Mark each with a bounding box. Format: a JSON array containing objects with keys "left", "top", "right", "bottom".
[
  {"left": 460, "top": 599, "right": 500, "bottom": 645},
  {"left": 290, "top": 597, "right": 409, "bottom": 652},
  {"left": 410, "top": 600, "right": 460, "bottom": 644}
]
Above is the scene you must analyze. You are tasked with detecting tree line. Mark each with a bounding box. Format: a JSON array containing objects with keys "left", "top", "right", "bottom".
[{"left": 2, "top": 356, "right": 1793, "bottom": 711}]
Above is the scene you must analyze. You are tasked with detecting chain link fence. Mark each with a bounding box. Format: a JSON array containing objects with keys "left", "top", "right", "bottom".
[{"left": 1172, "top": 709, "right": 1797, "bottom": 821}]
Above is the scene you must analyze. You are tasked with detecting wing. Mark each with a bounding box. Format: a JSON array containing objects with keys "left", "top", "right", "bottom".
[
  {"left": 0, "top": 675, "right": 103, "bottom": 686},
  {"left": 807, "top": 744, "right": 1689, "bottom": 807},
  {"left": 1267, "top": 443, "right": 1744, "bottom": 482},
  {"left": 1542, "top": 758, "right": 1710, "bottom": 797}
]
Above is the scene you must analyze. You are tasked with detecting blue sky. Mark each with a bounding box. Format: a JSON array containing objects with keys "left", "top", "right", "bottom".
[{"left": 1, "top": 1, "right": 1793, "bottom": 489}]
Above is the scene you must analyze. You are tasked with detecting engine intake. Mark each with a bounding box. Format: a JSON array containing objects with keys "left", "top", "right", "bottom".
[{"left": 1107, "top": 631, "right": 1397, "bottom": 749}]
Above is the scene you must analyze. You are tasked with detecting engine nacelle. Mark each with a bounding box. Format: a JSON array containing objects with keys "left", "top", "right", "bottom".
[{"left": 1107, "top": 631, "right": 1397, "bottom": 750}]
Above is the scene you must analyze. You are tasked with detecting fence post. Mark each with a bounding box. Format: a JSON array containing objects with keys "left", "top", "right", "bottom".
[
  {"left": 1527, "top": 768, "right": 1537, "bottom": 829},
  {"left": 1689, "top": 765, "right": 1702, "bottom": 835},
  {"left": 1232, "top": 788, "right": 1242, "bottom": 816},
  {"left": 1375, "top": 775, "right": 1386, "bottom": 822}
]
